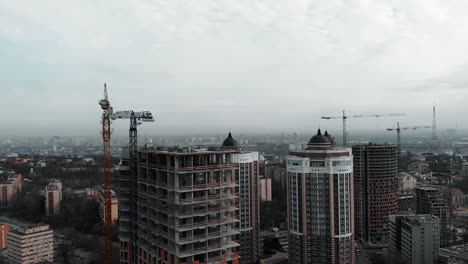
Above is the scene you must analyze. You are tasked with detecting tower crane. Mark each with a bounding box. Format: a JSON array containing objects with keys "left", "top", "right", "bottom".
[
  {"left": 109, "top": 110, "right": 154, "bottom": 264},
  {"left": 98, "top": 83, "right": 113, "bottom": 264},
  {"left": 321, "top": 110, "right": 406, "bottom": 147},
  {"left": 99, "top": 84, "right": 155, "bottom": 264},
  {"left": 387, "top": 122, "right": 431, "bottom": 156}
]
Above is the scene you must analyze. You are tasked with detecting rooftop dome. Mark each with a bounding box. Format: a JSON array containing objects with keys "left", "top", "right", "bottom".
[
  {"left": 308, "top": 129, "right": 331, "bottom": 145},
  {"left": 222, "top": 132, "right": 238, "bottom": 147}
]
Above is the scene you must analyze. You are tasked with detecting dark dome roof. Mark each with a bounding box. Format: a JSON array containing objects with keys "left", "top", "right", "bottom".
[
  {"left": 308, "top": 129, "right": 331, "bottom": 145},
  {"left": 222, "top": 132, "right": 238, "bottom": 147}
]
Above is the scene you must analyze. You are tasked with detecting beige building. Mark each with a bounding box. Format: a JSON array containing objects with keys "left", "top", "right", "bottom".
[
  {"left": 45, "top": 179, "right": 63, "bottom": 216},
  {"left": 97, "top": 185, "right": 118, "bottom": 224},
  {"left": 399, "top": 173, "right": 417, "bottom": 193},
  {"left": 0, "top": 174, "right": 23, "bottom": 208},
  {"left": 259, "top": 178, "right": 272, "bottom": 201},
  {"left": 7, "top": 224, "right": 54, "bottom": 264}
]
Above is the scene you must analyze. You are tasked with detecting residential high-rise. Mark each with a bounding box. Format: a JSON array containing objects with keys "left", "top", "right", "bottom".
[
  {"left": 7, "top": 224, "right": 54, "bottom": 264},
  {"left": 389, "top": 214, "right": 440, "bottom": 264},
  {"left": 287, "top": 129, "right": 355, "bottom": 264},
  {"left": 120, "top": 146, "right": 241, "bottom": 264},
  {"left": 352, "top": 144, "right": 399, "bottom": 244},
  {"left": 222, "top": 133, "right": 261, "bottom": 264},
  {"left": 416, "top": 186, "right": 449, "bottom": 246}
]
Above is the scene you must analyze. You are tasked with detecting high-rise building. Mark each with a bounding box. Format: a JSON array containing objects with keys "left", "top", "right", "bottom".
[
  {"left": 389, "top": 214, "right": 440, "bottom": 264},
  {"left": 0, "top": 223, "right": 10, "bottom": 249},
  {"left": 353, "top": 144, "right": 399, "bottom": 244},
  {"left": 0, "top": 174, "right": 23, "bottom": 208},
  {"left": 416, "top": 186, "right": 449, "bottom": 246},
  {"left": 120, "top": 146, "right": 241, "bottom": 264},
  {"left": 259, "top": 178, "right": 272, "bottom": 202},
  {"left": 287, "top": 129, "right": 355, "bottom": 264},
  {"left": 7, "top": 224, "right": 54, "bottom": 264},
  {"left": 222, "top": 133, "right": 261, "bottom": 264}
]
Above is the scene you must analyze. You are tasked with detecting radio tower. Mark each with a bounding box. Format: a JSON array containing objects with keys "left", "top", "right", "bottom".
[
  {"left": 431, "top": 106, "right": 439, "bottom": 152},
  {"left": 99, "top": 83, "right": 113, "bottom": 264}
]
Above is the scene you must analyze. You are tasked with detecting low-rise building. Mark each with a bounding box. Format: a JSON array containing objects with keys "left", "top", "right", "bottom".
[
  {"left": 7, "top": 224, "right": 54, "bottom": 264},
  {"left": 0, "top": 174, "right": 23, "bottom": 208}
]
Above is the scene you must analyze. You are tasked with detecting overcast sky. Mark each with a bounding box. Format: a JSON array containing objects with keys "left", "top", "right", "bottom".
[{"left": 1, "top": 0, "right": 468, "bottom": 136}]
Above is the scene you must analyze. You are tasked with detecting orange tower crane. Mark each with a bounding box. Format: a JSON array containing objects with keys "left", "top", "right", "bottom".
[{"left": 99, "top": 83, "right": 113, "bottom": 264}]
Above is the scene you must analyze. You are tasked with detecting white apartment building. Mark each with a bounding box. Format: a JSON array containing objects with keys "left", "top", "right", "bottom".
[{"left": 7, "top": 224, "right": 54, "bottom": 264}]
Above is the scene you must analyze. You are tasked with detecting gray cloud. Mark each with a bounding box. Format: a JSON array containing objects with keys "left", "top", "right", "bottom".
[{"left": 1, "top": 0, "right": 468, "bottom": 136}]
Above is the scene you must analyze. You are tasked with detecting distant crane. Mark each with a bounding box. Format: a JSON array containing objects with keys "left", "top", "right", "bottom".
[
  {"left": 387, "top": 122, "right": 431, "bottom": 156},
  {"left": 321, "top": 110, "right": 406, "bottom": 146},
  {"left": 98, "top": 83, "right": 113, "bottom": 264}
]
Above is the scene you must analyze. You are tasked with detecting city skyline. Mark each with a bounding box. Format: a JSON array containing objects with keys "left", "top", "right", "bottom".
[{"left": 1, "top": 1, "right": 468, "bottom": 136}]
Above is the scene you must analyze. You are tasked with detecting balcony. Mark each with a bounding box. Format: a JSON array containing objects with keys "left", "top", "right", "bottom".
[
  {"left": 178, "top": 217, "right": 239, "bottom": 230},
  {"left": 178, "top": 241, "right": 239, "bottom": 257},
  {"left": 178, "top": 181, "right": 238, "bottom": 191},
  {"left": 179, "top": 194, "right": 237, "bottom": 204}
]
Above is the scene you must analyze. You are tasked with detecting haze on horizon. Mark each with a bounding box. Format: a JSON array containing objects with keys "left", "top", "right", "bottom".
[{"left": 1, "top": 0, "right": 468, "bottom": 137}]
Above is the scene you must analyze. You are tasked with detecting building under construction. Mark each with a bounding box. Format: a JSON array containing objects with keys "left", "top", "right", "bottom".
[
  {"left": 120, "top": 146, "right": 241, "bottom": 264},
  {"left": 353, "top": 144, "right": 399, "bottom": 245}
]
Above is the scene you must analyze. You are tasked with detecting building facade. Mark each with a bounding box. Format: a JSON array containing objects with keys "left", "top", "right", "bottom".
[
  {"left": 353, "top": 144, "right": 399, "bottom": 244},
  {"left": 287, "top": 129, "right": 355, "bottom": 264},
  {"left": 0, "top": 174, "right": 23, "bottom": 208},
  {"left": 120, "top": 146, "right": 241, "bottom": 264},
  {"left": 389, "top": 214, "right": 440, "bottom": 264},
  {"left": 259, "top": 178, "right": 272, "bottom": 202},
  {"left": 223, "top": 133, "right": 261, "bottom": 264},
  {"left": 7, "top": 224, "right": 54, "bottom": 264},
  {"left": 416, "top": 187, "right": 449, "bottom": 246}
]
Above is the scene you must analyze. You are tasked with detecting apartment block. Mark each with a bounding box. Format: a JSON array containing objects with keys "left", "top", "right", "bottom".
[
  {"left": 224, "top": 133, "right": 261, "bottom": 264},
  {"left": 7, "top": 224, "right": 54, "bottom": 264},
  {"left": 353, "top": 144, "right": 399, "bottom": 244},
  {"left": 389, "top": 214, "right": 440, "bottom": 264},
  {"left": 416, "top": 186, "right": 449, "bottom": 246},
  {"left": 126, "top": 146, "right": 240, "bottom": 264},
  {"left": 287, "top": 129, "right": 355, "bottom": 264}
]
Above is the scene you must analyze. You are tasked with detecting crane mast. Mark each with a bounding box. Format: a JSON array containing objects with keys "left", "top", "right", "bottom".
[
  {"left": 99, "top": 83, "right": 113, "bottom": 264},
  {"left": 321, "top": 110, "right": 406, "bottom": 147},
  {"left": 109, "top": 109, "right": 154, "bottom": 264}
]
